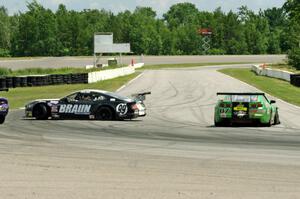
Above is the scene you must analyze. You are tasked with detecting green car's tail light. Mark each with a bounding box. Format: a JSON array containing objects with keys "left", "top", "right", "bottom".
[{"left": 250, "top": 103, "right": 263, "bottom": 108}]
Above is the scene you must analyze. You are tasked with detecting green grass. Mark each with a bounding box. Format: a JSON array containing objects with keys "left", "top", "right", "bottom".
[
  {"left": 268, "top": 63, "right": 300, "bottom": 73},
  {"left": 1, "top": 73, "right": 139, "bottom": 109},
  {"left": 141, "top": 62, "right": 253, "bottom": 70},
  {"left": 219, "top": 68, "right": 300, "bottom": 106}
]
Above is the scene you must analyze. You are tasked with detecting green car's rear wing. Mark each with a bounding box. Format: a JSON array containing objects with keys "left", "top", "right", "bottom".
[
  {"left": 217, "top": 92, "right": 265, "bottom": 96},
  {"left": 216, "top": 92, "right": 272, "bottom": 103}
]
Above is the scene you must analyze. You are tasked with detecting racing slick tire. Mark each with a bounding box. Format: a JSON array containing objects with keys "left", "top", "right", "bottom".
[
  {"left": 0, "top": 115, "right": 5, "bottom": 124},
  {"left": 95, "top": 107, "right": 114, "bottom": 120},
  {"left": 214, "top": 120, "right": 222, "bottom": 127},
  {"left": 274, "top": 109, "right": 280, "bottom": 125},
  {"left": 33, "top": 104, "right": 49, "bottom": 120},
  {"left": 214, "top": 119, "right": 228, "bottom": 127}
]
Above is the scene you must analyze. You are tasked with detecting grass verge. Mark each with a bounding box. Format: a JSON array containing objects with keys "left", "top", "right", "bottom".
[
  {"left": 268, "top": 63, "right": 300, "bottom": 73},
  {"left": 219, "top": 68, "right": 300, "bottom": 106},
  {"left": 1, "top": 73, "right": 139, "bottom": 109},
  {"left": 140, "top": 62, "right": 253, "bottom": 70}
]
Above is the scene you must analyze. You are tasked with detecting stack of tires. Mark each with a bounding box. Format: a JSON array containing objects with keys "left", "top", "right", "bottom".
[
  {"left": 290, "top": 74, "right": 300, "bottom": 87},
  {"left": 0, "top": 73, "right": 89, "bottom": 90}
]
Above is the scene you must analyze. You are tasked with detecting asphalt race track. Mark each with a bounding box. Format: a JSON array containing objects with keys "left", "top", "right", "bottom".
[
  {"left": 1, "top": 65, "right": 300, "bottom": 198},
  {"left": 0, "top": 55, "right": 286, "bottom": 69}
]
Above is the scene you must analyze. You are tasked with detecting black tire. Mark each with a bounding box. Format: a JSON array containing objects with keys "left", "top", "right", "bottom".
[
  {"left": 95, "top": 107, "right": 114, "bottom": 120},
  {"left": 0, "top": 115, "right": 5, "bottom": 124},
  {"left": 214, "top": 119, "right": 227, "bottom": 127},
  {"left": 265, "top": 111, "right": 273, "bottom": 127},
  {"left": 274, "top": 110, "right": 280, "bottom": 125},
  {"left": 214, "top": 120, "right": 222, "bottom": 127},
  {"left": 33, "top": 104, "right": 49, "bottom": 120}
]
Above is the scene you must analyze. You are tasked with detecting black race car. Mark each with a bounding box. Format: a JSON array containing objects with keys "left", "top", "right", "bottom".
[{"left": 25, "top": 89, "right": 150, "bottom": 120}]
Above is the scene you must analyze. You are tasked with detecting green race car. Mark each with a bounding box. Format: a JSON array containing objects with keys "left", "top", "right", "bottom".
[{"left": 214, "top": 92, "right": 280, "bottom": 127}]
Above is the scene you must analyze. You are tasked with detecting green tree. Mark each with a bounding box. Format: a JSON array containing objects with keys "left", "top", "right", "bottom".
[
  {"left": 129, "top": 7, "right": 162, "bottom": 55},
  {"left": 284, "top": 0, "right": 300, "bottom": 69},
  {"left": 224, "top": 11, "right": 248, "bottom": 54},
  {"left": 16, "top": 1, "right": 58, "bottom": 56},
  {"left": 0, "top": 6, "right": 11, "bottom": 56}
]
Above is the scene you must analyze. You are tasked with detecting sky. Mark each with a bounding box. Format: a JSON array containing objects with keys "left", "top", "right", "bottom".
[{"left": 0, "top": 0, "right": 286, "bottom": 16}]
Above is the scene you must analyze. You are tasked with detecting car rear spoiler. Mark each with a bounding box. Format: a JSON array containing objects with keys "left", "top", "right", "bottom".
[
  {"left": 217, "top": 92, "right": 265, "bottom": 96},
  {"left": 132, "top": 91, "right": 151, "bottom": 102},
  {"left": 0, "top": 88, "right": 8, "bottom": 92}
]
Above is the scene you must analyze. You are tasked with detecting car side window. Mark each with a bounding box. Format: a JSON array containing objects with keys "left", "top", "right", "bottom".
[
  {"left": 66, "top": 93, "right": 80, "bottom": 103},
  {"left": 92, "top": 93, "right": 107, "bottom": 102},
  {"left": 79, "top": 93, "right": 93, "bottom": 102}
]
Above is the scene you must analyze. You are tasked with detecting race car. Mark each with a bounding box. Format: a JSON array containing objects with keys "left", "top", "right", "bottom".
[
  {"left": 25, "top": 89, "right": 151, "bottom": 120},
  {"left": 214, "top": 92, "right": 280, "bottom": 127},
  {"left": 0, "top": 88, "right": 9, "bottom": 124}
]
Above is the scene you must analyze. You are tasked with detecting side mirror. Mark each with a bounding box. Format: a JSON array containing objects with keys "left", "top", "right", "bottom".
[{"left": 270, "top": 100, "right": 276, "bottom": 104}]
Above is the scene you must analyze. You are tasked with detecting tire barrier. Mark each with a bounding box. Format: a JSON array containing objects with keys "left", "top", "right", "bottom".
[
  {"left": 12, "top": 77, "right": 21, "bottom": 88},
  {"left": 290, "top": 74, "right": 300, "bottom": 87},
  {"left": 0, "top": 73, "right": 88, "bottom": 90},
  {"left": 0, "top": 78, "right": 6, "bottom": 89}
]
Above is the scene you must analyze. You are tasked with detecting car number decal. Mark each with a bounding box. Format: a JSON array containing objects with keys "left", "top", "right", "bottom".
[
  {"left": 116, "top": 103, "right": 128, "bottom": 115},
  {"left": 220, "top": 108, "right": 230, "bottom": 113}
]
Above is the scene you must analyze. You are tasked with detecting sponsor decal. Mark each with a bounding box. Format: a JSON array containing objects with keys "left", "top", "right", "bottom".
[
  {"left": 51, "top": 105, "right": 58, "bottom": 113},
  {"left": 116, "top": 103, "right": 128, "bottom": 115},
  {"left": 59, "top": 104, "right": 91, "bottom": 114},
  {"left": 220, "top": 108, "right": 230, "bottom": 113},
  {"left": 233, "top": 104, "right": 247, "bottom": 111}
]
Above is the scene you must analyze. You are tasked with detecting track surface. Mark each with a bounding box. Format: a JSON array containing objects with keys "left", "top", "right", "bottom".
[
  {"left": 0, "top": 55, "right": 285, "bottom": 69},
  {"left": 1, "top": 65, "right": 300, "bottom": 198}
]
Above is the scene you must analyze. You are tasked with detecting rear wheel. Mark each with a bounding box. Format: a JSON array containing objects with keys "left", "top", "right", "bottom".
[
  {"left": 33, "top": 104, "right": 49, "bottom": 120},
  {"left": 215, "top": 119, "right": 229, "bottom": 127},
  {"left": 274, "top": 110, "right": 280, "bottom": 125},
  {"left": 0, "top": 115, "right": 5, "bottom": 124},
  {"left": 214, "top": 120, "right": 222, "bottom": 127},
  {"left": 95, "top": 107, "right": 113, "bottom": 120}
]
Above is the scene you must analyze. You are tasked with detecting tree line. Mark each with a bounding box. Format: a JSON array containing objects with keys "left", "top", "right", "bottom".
[{"left": 0, "top": 1, "right": 299, "bottom": 63}]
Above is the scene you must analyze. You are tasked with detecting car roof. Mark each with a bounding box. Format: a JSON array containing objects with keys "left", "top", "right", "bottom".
[
  {"left": 79, "top": 89, "right": 109, "bottom": 94},
  {"left": 77, "top": 89, "right": 133, "bottom": 102}
]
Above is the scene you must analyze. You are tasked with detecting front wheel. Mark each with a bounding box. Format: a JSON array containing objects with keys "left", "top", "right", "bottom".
[
  {"left": 33, "top": 104, "right": 49, "bottom": 120},
  {"left": 0, "top": 115, "right": 5, "bottom": 124},
  {"left": 95, "top": 107, "right": 114, "bottom": 120}
]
